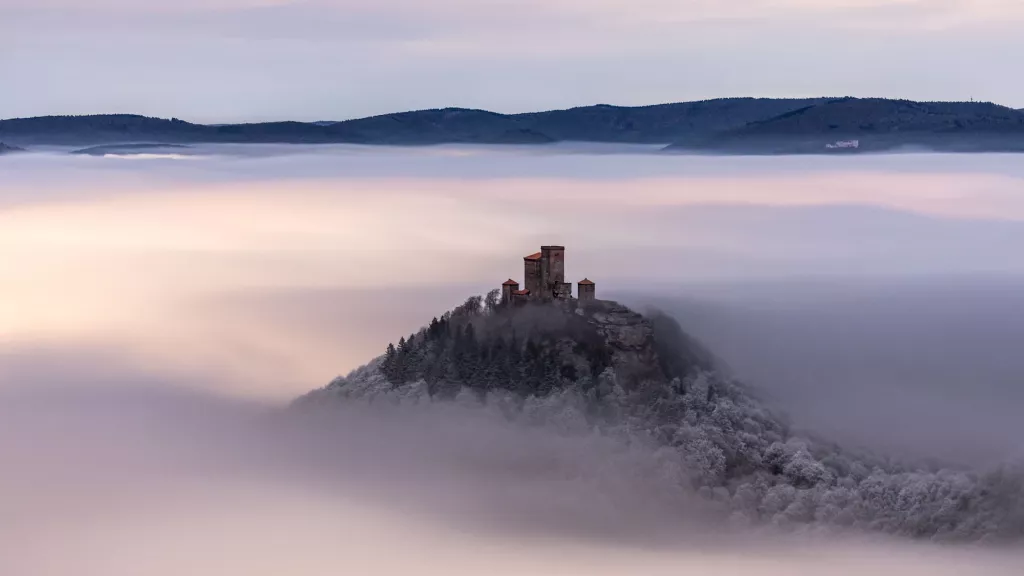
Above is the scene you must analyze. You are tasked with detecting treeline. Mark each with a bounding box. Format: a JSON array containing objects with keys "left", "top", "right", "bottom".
[{"left": 380, "top": 292, "right": 613, "bottom": 398}]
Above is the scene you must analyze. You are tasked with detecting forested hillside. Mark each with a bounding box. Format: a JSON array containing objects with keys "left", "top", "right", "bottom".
[
  {"left": 377, "top": 291, "right": 713, "bottom": 399},
  {"left": 670, "top": 98, "right": 1024, "bottom": 153},
  {"left": 300, "top": 294, "right": 1024, "bottom": 543},
  {"left": 7, "top": 97, "right": 1024, "bottom": 152}
]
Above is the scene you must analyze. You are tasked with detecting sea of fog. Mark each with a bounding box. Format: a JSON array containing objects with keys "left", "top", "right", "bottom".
[{"left": 2, "top": 144, "right": 1024, "bottom": 574}]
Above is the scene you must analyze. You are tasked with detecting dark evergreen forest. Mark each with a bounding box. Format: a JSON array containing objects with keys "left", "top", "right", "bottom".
[
  {"left": 379, "top": 290, "right": 717, "bottom": 399},
  {"left": 380, "top": 291, "right": 616, "bottom": 398}
]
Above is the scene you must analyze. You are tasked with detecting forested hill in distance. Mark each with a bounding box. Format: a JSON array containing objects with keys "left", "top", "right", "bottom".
[
  {"left": 0, "top": 142, "right": 25, "bottom": 155},
  {"left": 3, "top": 97, "right": 1024, "bottom": 153},
  {"left": 668, "top": 97, "right": 1024, "bottom": 154},
  {"left": 0, "top": 98, "right": 828, "bottom": 147}
]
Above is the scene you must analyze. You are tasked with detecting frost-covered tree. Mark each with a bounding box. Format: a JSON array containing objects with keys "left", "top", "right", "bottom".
[{"left": 304, "top": 295, "right": 1024, "bottom": 543}]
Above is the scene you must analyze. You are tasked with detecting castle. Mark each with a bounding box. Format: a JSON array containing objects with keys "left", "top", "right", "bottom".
[{"left": 500, "top": 245, "right": 596, "bottom": 305}]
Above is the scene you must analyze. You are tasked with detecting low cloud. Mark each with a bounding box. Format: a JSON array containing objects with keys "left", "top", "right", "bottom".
[
  {"left": 4, "top": 149, "right": 1024, "bottom": 573},
  {"left": 1, "top": 353, "right": 1022, "bottom": 575}
]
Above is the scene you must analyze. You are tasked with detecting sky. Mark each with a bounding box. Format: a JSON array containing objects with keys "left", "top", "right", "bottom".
[{"left": 2, "top": 0, "right": 1024, "bottom": 122}]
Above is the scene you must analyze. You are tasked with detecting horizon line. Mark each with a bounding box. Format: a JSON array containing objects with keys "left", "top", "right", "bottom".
[{"left": 2, "top": 95, "right": 1016, "bottom": 126}]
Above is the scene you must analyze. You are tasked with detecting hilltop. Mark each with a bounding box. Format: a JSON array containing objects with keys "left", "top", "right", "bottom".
[
  {"left": 297, "top": 293, "right": 1024, "bottom": 542},
  {"left": 300, "top": 295, "right": 715, "bottom": 403},
  {"left": 670, "top": 98, "right": 1024, "bottom": 154}
]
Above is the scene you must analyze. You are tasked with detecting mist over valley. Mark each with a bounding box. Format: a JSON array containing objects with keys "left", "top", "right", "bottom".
[{"left": 3, "top": 145, "right": 1024, "bottom": 573}]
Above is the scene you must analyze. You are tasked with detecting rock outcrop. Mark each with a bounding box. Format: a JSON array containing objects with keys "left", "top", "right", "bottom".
[{"left": 584, "top": 301, "right": 663, "bottom": 383}]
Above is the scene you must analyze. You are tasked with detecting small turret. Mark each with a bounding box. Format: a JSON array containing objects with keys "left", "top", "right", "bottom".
[
  {"left": 578, "top": 278, "right": 596, "bottom": 302},
  {"left": 501, "top": 279, "right": 519, "bottom": 305}
]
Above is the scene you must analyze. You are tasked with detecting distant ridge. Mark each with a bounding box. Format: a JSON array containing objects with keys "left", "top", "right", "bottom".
[
  {"left": 0, "top": 98, "right": 833, "bottom": 146},
  {"left": 668, "top": 98, "right": 1024, "bottom": 154},
  {"left": 69, "top": 143, "right": 191, "bottom": 156},
  {"left": 0, "top": 142, "right": 25, "bottom": 155},
  {"left": 3, "top": 97, "right": 1024, "bottom": 153}
]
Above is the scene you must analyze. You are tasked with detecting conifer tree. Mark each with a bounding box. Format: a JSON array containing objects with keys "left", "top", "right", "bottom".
[
  {"left": 383, "top": 342, "right": 398, "bottom": 382},
  {"left": 395, "top": 337, "right": 409, "bottom": 383}
]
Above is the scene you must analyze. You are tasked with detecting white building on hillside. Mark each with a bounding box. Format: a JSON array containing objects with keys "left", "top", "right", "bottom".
[{"left": 825, "top": 140, "right": 860, "bottom": 149}]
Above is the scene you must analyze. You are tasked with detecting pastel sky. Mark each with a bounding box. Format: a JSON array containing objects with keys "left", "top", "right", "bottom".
[{"left": 2, "top": 0, "right": 1023, "bottom": 122}]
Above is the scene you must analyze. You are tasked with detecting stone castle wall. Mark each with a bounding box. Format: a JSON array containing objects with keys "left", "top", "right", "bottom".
[{"left": 524, "top": 256, "right": 541, "bottom": 296}]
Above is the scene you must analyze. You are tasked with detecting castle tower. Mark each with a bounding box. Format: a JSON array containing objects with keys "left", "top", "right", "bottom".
[
  {"left": 540, "top": 245, "right": 565, "bottom": 299},
  {"left": 578, "top": 278, "right": 596, "bottom": 302},
  {"left": 523, "top": 252, "right": 542, "bottom": 296},
  {"left": 502, "top": 279, "right": 519, "bottom": 304}
]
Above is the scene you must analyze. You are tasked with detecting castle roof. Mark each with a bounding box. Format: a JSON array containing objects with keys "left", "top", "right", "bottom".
[
  {"left": 512, "top": 289, "right": 531, "bottom": 296},
  {"left": 524, "top": 252, "right": 542, "bottom": 261},
  {"left": 579, "top": 278, "right": 595, "bottom": 285},
  {"left": 503, "top": 279, "right": 519, "bottom": 286}
]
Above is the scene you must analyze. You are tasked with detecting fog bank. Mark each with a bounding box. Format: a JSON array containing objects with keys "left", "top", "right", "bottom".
[
  {"left": 4, "top": 146, "right": 1024, "bottom": 572},
  {"left": 1, "top": 374, "right": 1022, "bottom": 575}
]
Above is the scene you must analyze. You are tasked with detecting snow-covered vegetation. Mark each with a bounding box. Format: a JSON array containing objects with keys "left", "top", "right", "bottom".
[{"left": 300, "top": 295, "right": 1024, "bottom": 543}]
